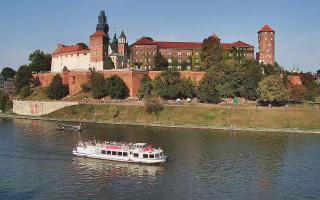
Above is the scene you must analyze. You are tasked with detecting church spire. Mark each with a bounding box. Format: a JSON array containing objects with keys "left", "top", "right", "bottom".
[
  {"left": 112, "top": 32, "right": 118, "bottom": 44},
  {"left": 96, "top": 10, "right": 109, "bottom": 40}
]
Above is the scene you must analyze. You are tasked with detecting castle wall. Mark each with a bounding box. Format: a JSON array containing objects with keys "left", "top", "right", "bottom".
[{"left": 51, "top": 51, "right": 91, "bottom": 72}]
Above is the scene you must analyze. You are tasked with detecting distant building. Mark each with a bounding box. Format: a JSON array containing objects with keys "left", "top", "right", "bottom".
[
  {"left": 51, "top": 11, "right": 129, "bottom": 72},
  {"left": 0, "top": 75, "right": 15, "bottom": 95},
  {"left": 130, "top": 35, "right": 254, "bottom": 70},
  {"left": 257, "top": 24, "right": 275, "bottom": 65}
]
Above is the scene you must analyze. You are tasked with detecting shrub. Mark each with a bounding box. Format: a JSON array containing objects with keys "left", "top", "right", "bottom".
[
  {"left": 19, "top": 86, "right": 32, "bottom": 99},
  {"left": 197, "top": 73, "right": 221, "bottom": 104},
  {"left": 81, "top": 83, "right": 91, "bottom": 92},
  {"left": 179, "top": 78, "right": 196, "bottom": 98},
  {"left": 46, "top": 74, "right": 69, "bottom": 100},
  {"left": 137, "top": 75, "right": 153, "bottom": 100},
  {"left": 90, "top": 72, "right": 106, "bottom": 99},
  {"left": 105, "top": 75, "right": 129, "bottom": 99},
  {"left": 144, "top": 96, "right": 164, "bottom": 114},
  {"left": 0, "top": 91, "right": 12, "bottom": 112}
]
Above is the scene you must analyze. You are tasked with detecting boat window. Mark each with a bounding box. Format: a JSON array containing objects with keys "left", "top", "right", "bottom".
[
  {"left": 143, "top": 154, "right": 148, "bottom": 158},
  {"left": 118, "top": 152, "right": 122, "bottom": 156},
  {"left": 155, "top": 154, "right": 159, "bottom": 158},
  {"left": 160, "top": 152, "right": 163, "bottom": 157},
  {"left": 149, "top": 154, "right": 154, "bottom": 158},
  {"left": 123, "top": 152, "right": 128, "bottom": 157},
  {"left": 107, "top": 151, "right": 111, "bottom": 155},
  {"left": 134, "top": 153, "right": 139, "bottom": 158},
  {"left": 112, "top": 151, "right": 117, "bottom": 155},
  {"left": 101, "top": 150, "right": 106, "bottom": 154}
]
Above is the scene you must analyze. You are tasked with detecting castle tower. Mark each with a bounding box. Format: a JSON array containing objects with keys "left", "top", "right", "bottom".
[
  {"left": 90, "top": 31, "right": 108, "bottom": 71},
  {"left": 118, "top": 31, "right": 129, "bottom": 57},
  {"left": 118, "top": 30, "right": 128, "bottom": 56},
  {"left": 96, "top": 10, "right": 110, "bottom": 42},
  {"left": 258, "top": 24, "right": 275, "bottom": 65}
]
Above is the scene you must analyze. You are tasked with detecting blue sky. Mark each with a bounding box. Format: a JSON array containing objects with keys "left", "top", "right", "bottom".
[{"left": 0, "top": 0, "right": 319, "bottom": 72}]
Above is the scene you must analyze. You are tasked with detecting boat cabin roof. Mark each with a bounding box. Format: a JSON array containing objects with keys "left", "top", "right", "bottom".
[{"left": 134, "top": 143, "right": 147, "bottom": 147}]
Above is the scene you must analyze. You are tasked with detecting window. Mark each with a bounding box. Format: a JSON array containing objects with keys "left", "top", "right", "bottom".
[
  {"left": 160, "top": 152, "right": 163, "bottom": 157},
  {"left": 107, "top": 151, "right": 111, "bottom": 155},
  {"left": 136, "top": 51, "right": 138, "bottom": 55},
  {"left": 178, "top": 59, "right": 182, "bottom": 64},
  {"left": 178, "top": 52, "right": 182, "bottom": 56},
  {"left": 168, "top": 52, "right": 172, "bottom": 56},
  {"left": 186, "top": 60, "right": 190, "bottom": 63},
  {"left": 155, "top": 154, "right": 159, "bottom": 158},
  {"left": 149, "top": 154, "right": 154, "bottom": 158},
  {"left": 123, "top": 152, "right": 128, "bottom": 157},
  {"left": 101, "top": 150, "right": 106, "bottom": 154},
  {"left": 196, "top": 59, "right": 200, "bottom": 63},
  {"left": 118, "top": 152, "right": 123, "bottom": 156},
  {"left": 143, "top": 154, "right": 148, "bottom": 158},
  {"left": 168, "top": 59, "right": 172, "bottom": 63},
  {"left": 112, "top": 151, "right": 117, "bottom": 155},
  {"left": 187, "top": 52, "right": 191, "bottom": 56},
  {"left": 195, "top": 52, "right": 199, "bottom": 56},
  {"left": 134, "top": 153, "right": 139, "bottom": 158}
]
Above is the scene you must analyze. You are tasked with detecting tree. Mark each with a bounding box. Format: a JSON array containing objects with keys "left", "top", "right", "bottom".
[
  {"left": 1, "top": 67, "right": 16, "bottom": 80},
  {"left": 104, "top": 56, "right": 115, "bottom": 70},
  {"left": 46, "top": 74, "right": 69, "bottom": 100},
  {"left": 28, "top": 50, "right": 52, "bottom": 73},
  {"left": 0, "top": 91, "right": 12, "bottom": 112},
  {"left": 153, "top": 69, "right": 182, "bottom": 99},
  {"left": 241, "top": 60, "right": 263, "bottom": 100},
  {"left": 138, "top": 75, "right": 153, "bottom": 100},
  {"left": 257, "top": 75, "right": 289, "bottom": 105},
  {"left": 90, "top": 72, "right": 106, "bottom": 99},
  {"left": 288, "top": 84, "right": 307, "bottom": 103},
  {"left": 14, "top": 65, "right": 33, "bottom": 94},
  {"left": 154, "top": 52, "right": 168, "bottom": 70},
  {"left": 105, "top": 75, "right": 129, "bottom": 99},
  {"left": 19, "top": 86, "right": 32, "bottom": 99},
  {"left": 197, "top": 73, "right": 221, "bottom": 104},
  {"left": 200, "top": 35, "right": 223, "bottom": 71},
  {"left": 179, "top": 78, "right": 196, "bottom": 98},
  {"left": 300, "top": 72, "right": 318, "bottom": 101}
]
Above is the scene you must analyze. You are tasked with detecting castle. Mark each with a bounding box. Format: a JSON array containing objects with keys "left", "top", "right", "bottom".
[
  {"left": 38, "top": 11, "right": 277, "bottom": 98},
  {"left": 51, "top": 11, "right": 130, "bottom": 72}
]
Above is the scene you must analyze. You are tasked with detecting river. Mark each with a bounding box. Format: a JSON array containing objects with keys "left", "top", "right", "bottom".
[{"left": 0, "top": 118, "right": 320, "bottom": 200}]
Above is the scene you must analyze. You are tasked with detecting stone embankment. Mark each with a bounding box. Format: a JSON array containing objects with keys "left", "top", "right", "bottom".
[{"left": 12, "top": 100, "right": 78, "bottom": 116}]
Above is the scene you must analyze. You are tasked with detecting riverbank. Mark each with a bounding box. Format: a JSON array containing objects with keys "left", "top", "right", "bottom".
[{"left": 1, "top": 103, "right": 320, "bottom": 134}]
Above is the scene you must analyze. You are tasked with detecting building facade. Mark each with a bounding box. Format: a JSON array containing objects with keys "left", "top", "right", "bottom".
[
  {"left": 130, "top": 36, "right": 254, "bottom": 70},
  {"left": 257, "top": 24, "right": 275, "bottom": 65},
  {"left": 51, "top": 11, "right": 129, "bottom": 72},
  {"left": 0, "top": 75, "right": 15, "bottom": 95}
]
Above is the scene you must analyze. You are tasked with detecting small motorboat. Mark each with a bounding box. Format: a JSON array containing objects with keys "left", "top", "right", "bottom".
[{"left": 57, "top": 123, "right": 82, "bottom": 131}]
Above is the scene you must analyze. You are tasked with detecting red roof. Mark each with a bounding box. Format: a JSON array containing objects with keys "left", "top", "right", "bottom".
[
  {"left": 90, "top": 31, "right": 106, "bottom": 37},
  {"left": 53, "top": 44, "right": 89, "bottom": 55},
  {"left": 156, "top": 42, "right": 202, "bottom": 49},
  {"left": 132, "top": 38, "right": 253, "bottom": 50},
  {"left": 258, "top": 24, "right": 275, "bottom": 33}
]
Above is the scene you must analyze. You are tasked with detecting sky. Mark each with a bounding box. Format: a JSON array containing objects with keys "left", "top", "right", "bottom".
[{"left": 0, "top": 0, "right": 319, "bottom": 72}]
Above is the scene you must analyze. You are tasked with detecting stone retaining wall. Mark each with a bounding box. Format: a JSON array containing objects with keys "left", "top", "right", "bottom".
[{"left": 13, "top": 100, "right": 78, "bottom": 116}]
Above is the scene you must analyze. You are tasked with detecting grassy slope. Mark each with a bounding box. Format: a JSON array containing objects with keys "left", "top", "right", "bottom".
[{"left": 46, "top": 104, "right": 320, "bottom": 130}]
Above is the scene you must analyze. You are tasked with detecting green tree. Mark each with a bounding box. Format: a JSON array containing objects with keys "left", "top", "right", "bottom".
[
  {"left": 197, "top": 73, "right": 221, "bottom": 103},
  {"left": 90, "top": 72, "right": 106, "bottom": 99},
  {"left": 46, "top": 74, "right": 69, "bottom": 100},
  {"left": 138, "top": 75, "right": 153, "bottom": 100},
  {"left": 200, "top": 35, "right": 223, "bottom": 71},
  {"left": 257, "top": 75, "right": 289, "bottom": 105},
  {"left": 153, "top": 69, "right": 182, "bottom": 99},
  {"left": 1, "top": 67, "right": 16, "bottom": 80},
  {"left": 0, "top": 91, "right": 12, "bottom": 112},
  {"left": 105, "top": 75, "right": 129, "bottom": 99},
  {"left": 14, "top": 65, "right": 33, "bottom": 94},
  {"left": 180, "top": 78, "right": 196, "bottom": 98},
  {"left": 19, "top": 86, "right": 32, "bottom": 99},
  {"left": 241, "top": 60, "right": 263, "bottom": 100},
  {"left": 29, "top": 50, "right": 52, "bottom": 72},
  {"left": 104, "top": 56, "right": 115, "bottom": 70},
  {"left": 154, "top": 52, "right": 168, "bottom": 70}
]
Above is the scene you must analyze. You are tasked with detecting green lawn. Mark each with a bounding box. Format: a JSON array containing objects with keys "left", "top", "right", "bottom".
[{"left": 46, "top": 104, "right": 320, "bottom": 130}]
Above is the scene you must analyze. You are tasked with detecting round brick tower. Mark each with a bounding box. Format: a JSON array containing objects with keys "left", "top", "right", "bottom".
[{"left": 258, "top": 24, "right": 275, "bottom": 65}]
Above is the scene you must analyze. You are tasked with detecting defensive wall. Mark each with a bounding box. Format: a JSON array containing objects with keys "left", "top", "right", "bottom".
[
  {"left": 13, "top": 100, "right": 78, "bottom": 116},
  {"left": 34, "top": 69, "right": 301, "bottom": 98}
]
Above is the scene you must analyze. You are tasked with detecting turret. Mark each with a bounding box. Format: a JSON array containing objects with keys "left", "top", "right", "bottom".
[{"left": 258, "top": 24, "right": 275, "bottom": 65}]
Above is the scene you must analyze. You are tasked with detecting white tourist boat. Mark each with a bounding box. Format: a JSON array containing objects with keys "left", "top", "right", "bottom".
[{"left": 72, "top": 140, "right": 167, "bottom": 164}]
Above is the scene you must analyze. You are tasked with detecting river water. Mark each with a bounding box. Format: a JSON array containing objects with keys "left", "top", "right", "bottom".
[{"left": 1, "top": 118, "right": 320, "bottom": 200}]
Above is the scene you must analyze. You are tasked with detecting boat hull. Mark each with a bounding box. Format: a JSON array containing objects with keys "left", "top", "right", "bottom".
[{"left": 73, "top": 150, "right": 167, "bottom": 164}]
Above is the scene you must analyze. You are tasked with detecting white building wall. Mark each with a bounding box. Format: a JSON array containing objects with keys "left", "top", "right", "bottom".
[
  {"left": 90, "top": 61, "right": 104, "bottom": 71},
  {"left": 51, "top": 53, "right": 91, "bottom": 72}
]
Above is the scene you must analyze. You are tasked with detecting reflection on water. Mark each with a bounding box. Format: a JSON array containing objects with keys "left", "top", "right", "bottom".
[
  {"left": 1, "top": 118, "right": 320, "bottom": 200},
  {"left": 72, "top": 157, "right": 165, "bottom": 178}
]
